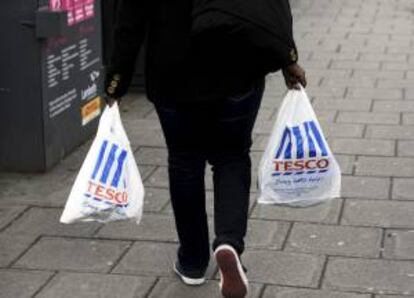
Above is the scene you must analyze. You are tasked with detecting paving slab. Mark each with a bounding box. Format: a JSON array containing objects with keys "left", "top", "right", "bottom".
[
  {"left": 341, "top": 176, "right": 391, "bottom": 200},
  {"left": 96, "top": 214, "right": 178, "bottom": 242},
  {"left": 0, "top": 182, "right": 73, "bottom": 208},
  {"left": 376, "top": 296, "right": 414, "bottom": 298},
  {"left": 319, "top": 123, "right": 365, "bottom": 139},
  {"left": 0, "top": 205, "right": 27, "bottom": 230},
  {"left": 36, "top": 272, "right": 155, "bottom": 298},
  {"left": 242, "top": 250, "right": 325, "bottom": 287},
  {"left": 262, "top": 286, "right": 371, "bottom": 298},
  {"left": 143, "top": 187, "right": 170, "bottom": 212},
  {"left": 314, "top": 110, "right": 337, "bottom": 123},
  {"left": 373, "top": 101, "right": 414, "bottom": 112},
  {"left": 0, "top": 269, "right": 53, "bottom": 298},
  {"left": 148, "top": 278, "right": 263, "bottom": 298},
  {"left": 138, "top": 165, "right": 157, "bottom": 182},
  {"left": 365, "top": 125, "right": 414, "bottom": 140},
  {"left": 286, "top": 223, "right": 382, "bottom": 258},
  {"left": 331, "top": 138, "right": 395, "bottom": 156},
  {"left": 112, "top": 241, "right": 215, "bottom": 278},
  {"left": 337, "top": 112, "right": 400, "bottom": 125},
  {"left": 324, "top": 257, "right": 414, "bottom": 295},
  {"left": 0, "top": 234, "right": 36, "bottom": 267},
  {"left": 398, "top": 141, "right": 414, "bottom": 158},
  {"left": 145, "top": 166, "right": 215, "bottom": 190},
  {"left": 346, "top": 88, "right": 403, "bottom": 101},
  {"left": 126, "top": 129, "right": 166, "bottom": 150},
  {"left": 245, "top": 220, "right": 290, "bottom": 250},
  {"left": 384, "top": 230, "right": 414, "bottom": 260},
  {"left": 135, "top": 147, "right": 168, "bottom": 167},
  {"left": 313, "top": 99, "right": 372, "bottom": 112},
  {"left": 342, "top": 199, "right": 414, "bottom": 228},
  {"left": 163, "top": 191, "right": 257, "bottom": 217},
  {"left": 356, "top": 157, "right": 414, "bottom": 177},
  {"left": 392, "top": 178, "right": 414, "bottom": 200},
  {"left": 403, "top": 113, "right": 414, "bottom": 125},
  {"left": 251, "top": 199, "right": 342, "bottom": 224},
  {"left": 15, "top": 237, "right": 131, "bottom": 273},
  {"left": 2, "top": 207, "right": 100, "bottom": 241},
  {"left": 0, "top": 171, "right": 75, "bottom": 206},
  {"left": 335, "top": 155, "right": 355, "bottom": 175}
]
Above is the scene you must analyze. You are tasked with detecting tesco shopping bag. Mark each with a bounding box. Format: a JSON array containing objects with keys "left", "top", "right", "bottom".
[
  {"left": 60, "top": 102, "right": 144, "bottom": 224},
  {"left": 258, "top": 87, "right": 341, "bottom": 207}
]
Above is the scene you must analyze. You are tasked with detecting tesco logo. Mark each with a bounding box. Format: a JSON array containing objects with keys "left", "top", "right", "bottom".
[
  {"left": 85, "top": 140, "right": 129, "bottom": 206},
  {"left": 274, "top": 158, "right": 329, "bottom": 172},
  {"left": 86, "top": 181, "right": 128, "bottom": 206},
  {"left": 273, "top": 121, "right": 330, "bottom": 176}
]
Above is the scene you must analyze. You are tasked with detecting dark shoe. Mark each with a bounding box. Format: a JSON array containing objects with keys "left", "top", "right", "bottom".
[
  {"left": 173, "top": 261, "right": 206, "bottom": 286},
  {"left": 215, "top": 245, "right": 248, "bottom": 298}
]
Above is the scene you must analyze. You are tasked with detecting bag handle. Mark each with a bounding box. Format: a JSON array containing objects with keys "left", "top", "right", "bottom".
[{"left": 96, "top": 103, "right": 130, "bottom": 146}]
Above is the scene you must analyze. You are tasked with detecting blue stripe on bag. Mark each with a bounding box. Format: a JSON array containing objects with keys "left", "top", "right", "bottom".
[
  {"left": 111, "top": 150, "right": 128, "bottom": 187},
  {"left": 272, "top": 169, "right": 330, "bottom": 176},
  {"left": 304, "top": 122, "right": 317, "bottom": 158},
  {"left": 92, "top": 140, "right": 108, "bottom": 180},
  {"left": 292, "top": 126, "right": 304, "bottom": 159},
  {"left": 100, "top": 144, "right": 119, "bottom": 184},
  {"left": 276, "top": 128, "right": 291, "bottom": 159},
  {"left": 309, "top": 121, "right": 328, "bottom": 157}
]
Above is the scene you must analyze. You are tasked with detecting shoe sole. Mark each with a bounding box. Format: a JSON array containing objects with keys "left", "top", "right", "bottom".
[
  {"left": 173, "top": 263, "right": 205, "bottom": 286},
  {"left": 215, "top": 248, "right": 248, "bottom": 298}
]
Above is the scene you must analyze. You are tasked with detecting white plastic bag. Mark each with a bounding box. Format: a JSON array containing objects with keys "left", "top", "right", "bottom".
[
  {"left": 60, "top": 103, "right": 144, "bottom": 224},
  {"left": 258, "top": 87, "right": 341, "bottom": 207}
]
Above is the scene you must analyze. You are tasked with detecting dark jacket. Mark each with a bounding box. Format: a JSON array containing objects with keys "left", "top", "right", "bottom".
[
  {"left": 192, "top": 0, "right": 298, "bottom": 74},
  {"left": 106, "top": 0, "right": 263, "bottom": 105}
]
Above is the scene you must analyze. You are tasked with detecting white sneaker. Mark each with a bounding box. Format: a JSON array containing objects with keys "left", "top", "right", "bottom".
[
  {"left": 173, "top": 261, "right": 206, "bottom": 286},
  {"left": 215, "top": 245, "right": 248, "bottom": 298}
]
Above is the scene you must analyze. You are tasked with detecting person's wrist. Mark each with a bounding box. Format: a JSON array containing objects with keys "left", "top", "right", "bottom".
[{"left": 104, "top": 70, "right": 129, "bottom": 99}]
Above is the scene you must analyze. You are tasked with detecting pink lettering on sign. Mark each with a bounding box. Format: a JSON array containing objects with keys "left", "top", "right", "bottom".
[
  {"left": 73, "top": 0, "right": 85, "bottom": 23},
  {"left": 49, "top": 0, "right": 95, "bottom": 26},
  {"left": 61, "top": 0, "right": 75, "bottom": 25},
  {"left": 49, "top": 0, "right": 62, "bottom": 11},
  {"left": 84, "top": 0, "right": 95, "bottom": 18}
]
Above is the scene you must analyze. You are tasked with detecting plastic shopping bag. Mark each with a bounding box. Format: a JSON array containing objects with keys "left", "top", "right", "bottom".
[
  {"left": 258, "top": 87, "right": 341, "bottom": 207},
  {"left": 60, "top": 103, "right": 144, "bottom": 224}
]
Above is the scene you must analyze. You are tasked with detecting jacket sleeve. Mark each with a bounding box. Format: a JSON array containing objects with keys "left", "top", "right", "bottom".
[{"left": 105, "top": 0, "right": 149, "bottom": 98}]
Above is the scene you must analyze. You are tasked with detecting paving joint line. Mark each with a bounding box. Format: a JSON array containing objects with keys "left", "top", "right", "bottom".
[
  {"left": 351, "top": 155, "right": 359, "bottom": 176},
  {"left": 316, "top": 255, "right": 329, "bottom": 290},
  {"left": 379, "top": 228, "right": 386, "bottom": 259},
  {"left": 257, "top": 283, "right": 267, "bottom": 298},
  {"left": 280, "top": 221, "right": 294, "bottom": 251},
  {"left": 31, "top": 270, "right": 58, "bottom": 298},
  {"left": 0, "top": 205, "right": 32, "bottom": 233},
  {"left": 8, "top": 235, "right": 43, "bottom": 269},
  {"left": 32, "top": 234, "right": 179, "bottom": 246},
  {"left": 143, "top": 277, "right": 160, "bottom": 298},
  {"left": 336, "top": 197, "right": 346, "bottom": 226},
  {"left": 108, "top": 241, "right": 135, "bottom": 274},
  {"left": 388, "top": 175, "right": 396, "bottom": 200}
]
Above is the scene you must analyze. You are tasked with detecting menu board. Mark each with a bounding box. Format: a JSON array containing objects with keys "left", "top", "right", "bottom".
[{"left": 42, "top": 0, "right": 103, "bottom": 127}]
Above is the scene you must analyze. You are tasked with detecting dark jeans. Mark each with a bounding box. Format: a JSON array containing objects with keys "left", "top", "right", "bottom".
[{"left": 155, "top": 79, "right": 265, "bottom": 270}]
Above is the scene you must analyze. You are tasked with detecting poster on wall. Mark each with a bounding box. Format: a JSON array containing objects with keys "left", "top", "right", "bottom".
[
  {"left": 40, "top": 0, "right": 103, "bottom": 165},
  {"left": 49, "top": 0, "right": 95, "bottom": 26},
  {"left": 42, "top": 0, "right": 103, "bottom": 131}
]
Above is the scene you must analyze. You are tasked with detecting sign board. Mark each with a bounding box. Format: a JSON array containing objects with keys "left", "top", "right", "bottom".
[{"left": 41, "top": 0, "right": 103, "bottom": 168}]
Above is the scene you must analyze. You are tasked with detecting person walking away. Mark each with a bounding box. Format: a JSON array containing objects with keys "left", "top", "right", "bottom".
[{"left": 104, "top": 0, "right": 306, "bottom": 297}]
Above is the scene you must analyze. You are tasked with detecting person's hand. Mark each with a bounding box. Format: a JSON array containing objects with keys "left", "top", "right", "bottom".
[
  {"left": 104, "top": 71, "right": 128, "bottom": 106},
  {"left": 282, "top": 63, "right": 307, "bottom": 90}
]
